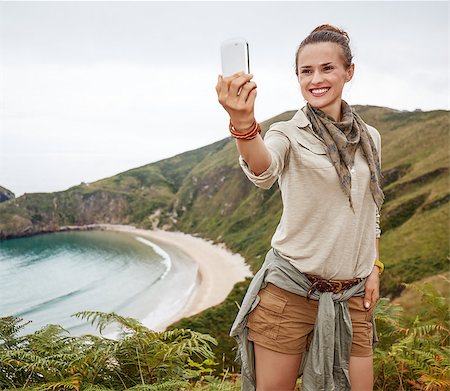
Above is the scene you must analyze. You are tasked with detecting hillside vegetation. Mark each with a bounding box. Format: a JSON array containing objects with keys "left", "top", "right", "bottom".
[{"left": 1, "top": 106, "right": 447, "bottom": 290}]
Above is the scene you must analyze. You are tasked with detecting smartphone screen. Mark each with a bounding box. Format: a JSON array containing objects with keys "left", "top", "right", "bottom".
[{"left": 220, "top": 38, "right": 250, "bottom": 77}]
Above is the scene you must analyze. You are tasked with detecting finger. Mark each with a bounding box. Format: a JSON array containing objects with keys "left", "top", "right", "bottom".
[
  {"left": 221, "top": 72, "right": 240, "bottom": 84},
  {"left": 222, "top": 71, "right": 244, "bottom": 82},
  {"left": 216, "top": 75, "right": 231, "bottom": 104},
  {"left": 246, "top": 85, "right": 257, "bottom": 107},
  {"left": 373, "top": 292, "right": 380, "bottom": 303},
  {"left": 229, "top": 74, "right": 254, "bottom": 97},
  {"left": 363, "top": 290, "right": 372, "bottom": 309},
  {"left": 238, "top": 81, "right": 257, "bottom": 104},
  {"left": 222, "top": 73, "right": 252, "bottom": 94},
  {"left": 215, "top": 75, "right": 223, "bottom": 94}
]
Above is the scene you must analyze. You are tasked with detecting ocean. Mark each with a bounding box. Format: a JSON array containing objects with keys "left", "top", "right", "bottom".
[{"left": 0, "top": 230, "right": 198, "bottom": 338}]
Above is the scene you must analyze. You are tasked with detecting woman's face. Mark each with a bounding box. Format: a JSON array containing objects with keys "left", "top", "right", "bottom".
[{"left": 297, "top": 42, "right": 354, "bottom": 120}]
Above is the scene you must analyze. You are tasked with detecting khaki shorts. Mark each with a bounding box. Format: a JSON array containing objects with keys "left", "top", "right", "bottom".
[{"left": 247, "top": 282, "right": 375, "bottom": 357}]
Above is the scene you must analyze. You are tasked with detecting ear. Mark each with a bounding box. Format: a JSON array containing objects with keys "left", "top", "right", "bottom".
[{"left": 346, "top": 63, "right": 355, "bottom": 82}]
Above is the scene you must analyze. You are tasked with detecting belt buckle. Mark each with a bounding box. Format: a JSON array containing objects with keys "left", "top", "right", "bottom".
[{"left": 332, "top": 281, "right": 343, "bottom": 293}]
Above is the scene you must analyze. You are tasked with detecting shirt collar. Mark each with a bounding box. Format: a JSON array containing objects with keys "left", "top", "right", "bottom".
[{"left": 291, "top": 106, "right": 311, "bottom": 128}]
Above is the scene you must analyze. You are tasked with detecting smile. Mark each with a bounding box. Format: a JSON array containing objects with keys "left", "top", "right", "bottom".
[{"left": 310, "top": 87, "right": 330, "bottom": 97}]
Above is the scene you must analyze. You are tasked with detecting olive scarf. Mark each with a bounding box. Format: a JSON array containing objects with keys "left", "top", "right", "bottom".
[{"left": 304, "top": 100, "right": 385, "bottom": 214}]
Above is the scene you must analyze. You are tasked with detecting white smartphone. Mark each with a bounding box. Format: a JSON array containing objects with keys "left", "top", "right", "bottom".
[{"left": 220, "top": 37, "right": 250, "bottom": 77}]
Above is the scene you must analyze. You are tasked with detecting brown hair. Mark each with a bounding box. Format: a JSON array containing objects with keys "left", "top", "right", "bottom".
[{"left": 294, "top": 24, "right": 353, "bottom": 76}]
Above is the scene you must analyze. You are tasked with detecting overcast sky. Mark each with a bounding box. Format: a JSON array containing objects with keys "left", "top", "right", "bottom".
[{"left": 0, "top": 1, "right": 448, "bottom": 196}]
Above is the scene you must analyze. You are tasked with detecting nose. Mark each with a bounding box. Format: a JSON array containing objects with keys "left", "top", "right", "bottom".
[{"left": 311, "top": 70, "right": 324, "bottom": 85}]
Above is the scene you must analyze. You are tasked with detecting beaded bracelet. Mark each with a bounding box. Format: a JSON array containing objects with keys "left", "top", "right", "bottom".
[{"left": 229, "top": 119, "right": 261, "bottom": 140}]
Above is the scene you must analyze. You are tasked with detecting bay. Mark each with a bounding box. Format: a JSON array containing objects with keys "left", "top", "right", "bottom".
[{"left": 0, "top": 230, "right": 198, "bottom": 337}]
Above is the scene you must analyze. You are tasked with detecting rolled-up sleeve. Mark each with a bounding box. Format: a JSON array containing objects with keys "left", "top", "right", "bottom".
[
  {"left": 238, "top": 128, "right": 290, "bottom": 190},
  {"left": 375, "top": 208, "right": 381, "bottom": 238}
]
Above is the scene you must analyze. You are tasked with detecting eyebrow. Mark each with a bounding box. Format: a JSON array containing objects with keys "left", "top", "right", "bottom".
[{"left": 300, "top": 62, "right": 334, "bottom": 69}]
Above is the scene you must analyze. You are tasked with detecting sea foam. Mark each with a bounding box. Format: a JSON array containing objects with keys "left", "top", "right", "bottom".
[{"left": 134, "top": 236, "right": 172, "bottom": 279}]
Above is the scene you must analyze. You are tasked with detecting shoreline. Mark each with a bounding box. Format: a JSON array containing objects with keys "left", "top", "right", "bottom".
[{"left": 61, "top": 224, "right": 253, "bottom": 330}]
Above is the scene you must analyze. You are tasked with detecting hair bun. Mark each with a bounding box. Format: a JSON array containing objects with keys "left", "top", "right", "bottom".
[{"left": 311, "top": 24, "right": 350, "bottom": 42}]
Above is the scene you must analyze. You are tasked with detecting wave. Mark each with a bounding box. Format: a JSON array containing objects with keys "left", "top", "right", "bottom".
[
  {"left": 134, "top": 236, "right": 172, "bottom": 280},
  {"left": 16, "top": 288, "right": 84, "bottom": 317}
]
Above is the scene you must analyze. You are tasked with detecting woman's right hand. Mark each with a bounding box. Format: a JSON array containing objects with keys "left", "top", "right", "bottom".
[{"left": 215, "top": 71, "right": 257, "bottom": 131}]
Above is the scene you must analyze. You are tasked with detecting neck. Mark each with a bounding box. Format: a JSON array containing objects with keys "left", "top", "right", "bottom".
[{"left": 318, "top": 99, "right": 343, "bottom": 122}]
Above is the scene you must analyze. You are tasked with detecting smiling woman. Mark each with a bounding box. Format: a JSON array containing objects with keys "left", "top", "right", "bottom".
[{"left": 216, "top": 23, "right": 385, "bottom": 391}]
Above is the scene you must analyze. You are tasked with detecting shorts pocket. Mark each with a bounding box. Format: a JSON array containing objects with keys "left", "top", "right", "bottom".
[
  {"left": 365, "top": 301, "right": 377, "bottom": 322},
  {"left": 247, "top": 286, "right": 288, "bottom": 340},
  {"left": 348, "top": 296, "right": 374, "bottom": 324}
]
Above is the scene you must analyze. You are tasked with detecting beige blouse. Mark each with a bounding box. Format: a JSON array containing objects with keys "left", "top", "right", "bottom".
[{"left": 239, "top": 106, "right": 382, "bottom": 280}]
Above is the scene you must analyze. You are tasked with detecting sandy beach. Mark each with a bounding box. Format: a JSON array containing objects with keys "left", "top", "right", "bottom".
[{"left": 95, "top": 224, "right": 253, "bottom": 330}]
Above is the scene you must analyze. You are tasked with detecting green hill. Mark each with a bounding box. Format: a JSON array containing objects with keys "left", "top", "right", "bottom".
[
  {"left": 1, "top": 105, "right": 447, "bottom": 290},
  {"left": 0, "top": 105, "right": 448, "bottom": 369}
]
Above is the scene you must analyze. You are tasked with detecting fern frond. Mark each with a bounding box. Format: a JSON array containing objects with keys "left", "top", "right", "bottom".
[
  {"left": 0, "top": 315, "right": 31, "bottom": 349},
  {"left": 78, "top": 386, "right": 116, "bottom": 391},
  {"left": 410, "top": 323, "right": 450, "bottom": 337},
  {"left": 417, "top": 373, "right": 450, "bottom": 391},
  {"left": 0, "top": 309, "right": 222, "bottom": 389},
  {"left": 127, "top": 379, "right": 189, "bottom": 390},
  {"left": 26, "top": 375, "right": 81, "bottom": 391},
  {"left": 72, "top": 311, "right": 153, "bottom": 335},
  {"left": 1, "top": 349, "right": 63, "bottom": 373}
]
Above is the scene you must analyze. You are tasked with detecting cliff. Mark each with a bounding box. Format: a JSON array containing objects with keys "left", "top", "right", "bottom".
[{"left": 0, "top": 185, "right": 15, "bottom": 203}]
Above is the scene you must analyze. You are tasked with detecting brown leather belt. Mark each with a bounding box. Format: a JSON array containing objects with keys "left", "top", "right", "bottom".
[{"left": 305, "top": 273, "right": 363, "bottom": 300}]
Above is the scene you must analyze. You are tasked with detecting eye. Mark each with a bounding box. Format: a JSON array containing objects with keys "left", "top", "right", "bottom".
[
  {"left": 301, "top": 69, "right": 312, "bottom": 74},
  {"left": 323, "top": 65, "right": 334, "bottom": 71}
]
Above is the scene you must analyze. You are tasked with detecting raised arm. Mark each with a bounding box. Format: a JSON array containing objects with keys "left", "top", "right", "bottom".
[{"left": 215, "top": 72, "right": 271, "bottom": 175}]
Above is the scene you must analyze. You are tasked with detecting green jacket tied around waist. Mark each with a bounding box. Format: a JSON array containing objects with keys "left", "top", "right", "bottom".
[{"left": 229, "top": 248, "right": 378, "bottom": 391}]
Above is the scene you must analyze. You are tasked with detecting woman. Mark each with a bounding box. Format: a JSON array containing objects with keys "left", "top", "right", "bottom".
[{"left": 215, "top": 24, "right": 384, "bottom": 391}]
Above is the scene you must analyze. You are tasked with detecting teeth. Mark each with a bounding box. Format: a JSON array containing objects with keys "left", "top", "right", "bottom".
[{"left": 311, "top": 88, "right": 330, "bottom": 94}]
